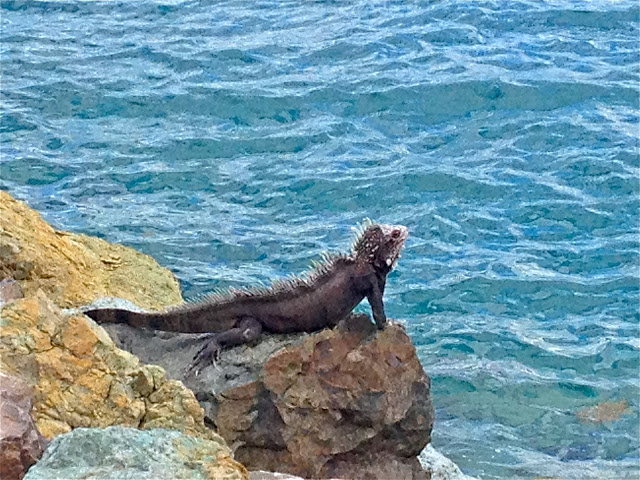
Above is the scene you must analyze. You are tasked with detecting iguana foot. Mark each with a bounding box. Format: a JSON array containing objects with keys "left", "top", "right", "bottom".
[
  {"left": 374, "top": 315, "right": 387, "bottom": 330},
  {"left": 189, "top": 337, "right": 222, "bottom": 376}
]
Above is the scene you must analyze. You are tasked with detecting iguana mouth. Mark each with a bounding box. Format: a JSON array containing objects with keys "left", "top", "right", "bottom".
[{"left": 380, "top": 224, "right": 409, "bottom": 269}]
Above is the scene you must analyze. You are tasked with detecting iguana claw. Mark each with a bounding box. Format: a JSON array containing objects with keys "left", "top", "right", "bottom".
[{"left": 188, "top": 338, "right": 221, "bottom": 376}]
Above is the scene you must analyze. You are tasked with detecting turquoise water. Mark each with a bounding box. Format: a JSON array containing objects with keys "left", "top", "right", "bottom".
[{"left": 1, "top": 1, "right": 639, "bottom": 478}]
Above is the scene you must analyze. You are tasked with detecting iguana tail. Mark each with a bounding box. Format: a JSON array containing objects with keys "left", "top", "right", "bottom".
[{"left": 84, "top": 308, "right": 207, "bottom": 333}]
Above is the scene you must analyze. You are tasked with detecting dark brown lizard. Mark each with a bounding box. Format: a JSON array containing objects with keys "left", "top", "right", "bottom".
[{"left": 84, "top": 222, "right": 408, "bottom": 373}]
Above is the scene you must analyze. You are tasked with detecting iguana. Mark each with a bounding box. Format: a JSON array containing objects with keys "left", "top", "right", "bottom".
[{"left": 84, "top": 221, "right": 408, "bottom": 373}]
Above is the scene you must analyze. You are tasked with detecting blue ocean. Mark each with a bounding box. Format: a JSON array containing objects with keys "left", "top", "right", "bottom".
[{"left": 1, "top": 1, "right": 638, "bottom": 478}]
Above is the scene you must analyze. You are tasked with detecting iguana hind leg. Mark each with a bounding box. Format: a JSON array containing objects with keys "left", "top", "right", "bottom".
[{"left": 189, "top": 317, "right": 262, "bottom": 375}]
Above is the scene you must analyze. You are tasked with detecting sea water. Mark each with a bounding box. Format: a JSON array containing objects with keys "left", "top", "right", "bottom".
[{"left": 1, "top": 1, "right": 638, "bottom": 478}]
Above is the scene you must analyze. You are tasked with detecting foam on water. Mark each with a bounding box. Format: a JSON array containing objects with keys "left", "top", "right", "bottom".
[{"left": 2, "top": 1, "right": 639, "bottom": 478}]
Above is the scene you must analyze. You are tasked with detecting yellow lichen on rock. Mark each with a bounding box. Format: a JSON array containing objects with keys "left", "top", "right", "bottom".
[
  {"left": 173, "top": 434, "right": 249, "bottom": 480},
  {"left": 0, "top": 190, "right": 182, "bottom": 310},
  {"left": 144, "top": 378, "right": 212, "bottom": 438},
  {"left": 0, "top": 291, "right": 221, "bottom": 444}
]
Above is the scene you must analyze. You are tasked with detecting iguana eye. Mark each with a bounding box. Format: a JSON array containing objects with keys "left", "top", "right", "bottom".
[{"left": 391, "top": 229, "right": 401, "bottom": 238}]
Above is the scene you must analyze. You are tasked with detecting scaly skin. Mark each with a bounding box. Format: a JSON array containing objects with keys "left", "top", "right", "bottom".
[{"left": 84, "top": 222, "right": 408, "bottom": 372}]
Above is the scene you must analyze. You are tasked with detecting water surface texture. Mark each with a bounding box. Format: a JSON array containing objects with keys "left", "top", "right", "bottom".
[{"left": 2, "top": 1, "right": 639, "bottom": 478}]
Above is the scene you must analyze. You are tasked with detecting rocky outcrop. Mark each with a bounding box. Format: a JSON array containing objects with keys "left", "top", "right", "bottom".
[
  {"left": 0, "top": 292, "right": 247, "bottom": 479},
  {"left": 24, "top": 426, "right": 247, "bottom": 480},
  {"left": 0, "top": 373, "right": 47, "bottom": 480},
  {"left": 0, "top": 191, "right": 447, "bottom": 479},
  {"left": 0, "top": 192, "right": 246, "bottom": 479},
  {"left": 0, "top": 190, "right": 182, "bottom": 310},
  {"left": 102, "top": 314, "right": 434, "bottom": 480},
  {"left": 0, "top": 292, "right": 226, "bottom": 442}
]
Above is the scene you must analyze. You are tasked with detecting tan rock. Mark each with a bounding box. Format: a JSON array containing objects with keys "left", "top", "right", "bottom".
[
  {"left": 0, "top": 190, "right": 182, "bottom": 310},
  {"left": 0, "top": 292, "right": 217, "bottom": 443}
]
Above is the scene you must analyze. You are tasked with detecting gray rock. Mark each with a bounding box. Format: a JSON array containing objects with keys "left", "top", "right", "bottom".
[
  {"left": 100, "top": 322, "right": 303, "bottom": 421},
  {"left": 420, "top": 445, "right": 479, "bottom": 480},
  {"left": 249, "top": 473, "right": 305, "bottom": 480},
  {"left": 24, "top": 426, "right": 246, "bottom": 480},
  {"left": 67, "top": 297, "right": 147, "bottom": 315}
]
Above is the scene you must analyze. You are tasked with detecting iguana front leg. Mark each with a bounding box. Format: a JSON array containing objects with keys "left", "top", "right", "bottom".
[
  {"left": 366, "top": 277, "right": 387, "bottom": 330},
  {"left": 189, "top": 317, "right": 262, "bottom": 374}
]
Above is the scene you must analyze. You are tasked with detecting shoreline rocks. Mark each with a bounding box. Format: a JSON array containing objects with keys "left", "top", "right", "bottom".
[
  {"left": 1, "top": 190, "right": 473, "bottom": 480},
  {"left": 0, "top": 290, "right": 223, "bottom": 442},
  {"left": 0, "top": 192, "right": 246, "bottom": 480},
  {"left": 102, "top": 314, "right": 435, "bottom": 480}
]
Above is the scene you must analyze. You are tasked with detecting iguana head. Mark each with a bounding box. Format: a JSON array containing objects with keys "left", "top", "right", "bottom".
[{"left": 353, "top": 222, "right": 409, "bottom": 272}]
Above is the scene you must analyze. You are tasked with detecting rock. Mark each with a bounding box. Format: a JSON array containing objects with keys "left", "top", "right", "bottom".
[
  {"left": 0, "top": 191, "right": 182, "bottom": 310},
  {"left": 23, "top": 426, "right": 247, "bottom": 480},
  {"left": 0, "top": 373, "right": 47, "bottom": 480},
  {"left": 248, "top": 444, "right": 478, "bottom": 480},
  {"left": 575, "top": 400, "right": 630, "bottom": 423},
  {"left": 0, "top": 278, "right": 24, "bottom": 305},
  {"left": 0, "top": 292, "right": 225, "bottom": 445},
  {"left": 102, "top": 314, "right": 434, "bottom": 479},
  {"left": 419, "top": 445, "right": 479, "bottom": 480},
  {"left": 0, "top": 192, "right": 246, "bottom": 478},
  {"left": 249, "top": 473, "right": 306, "bottom": 480}
]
